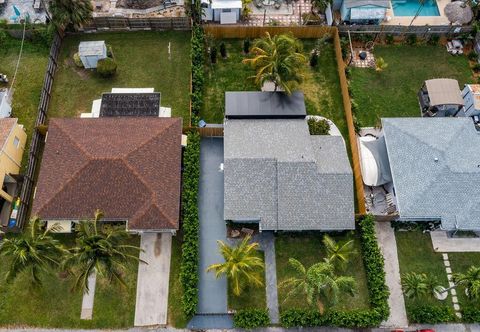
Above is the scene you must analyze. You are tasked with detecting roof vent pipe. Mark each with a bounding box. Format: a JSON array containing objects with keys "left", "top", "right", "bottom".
[{"left": 434, "top": 158, "right": 439, "bottom": 162}]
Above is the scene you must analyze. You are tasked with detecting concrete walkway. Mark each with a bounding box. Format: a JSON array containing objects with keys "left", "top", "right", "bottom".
[
  {"left": 134, "top": 233, "right": 172, "bottom": 327},
  {"left": 260, "top": 232, "right": 280, "bottom": 324},
  {"left": 197, "top": 138, "right": 229, "bottom": 314},
  {"left": 431, "top": 231, "right": 480, "bottom": 252},
  {"left": 375, "top": 222, "right": 408, "bottom": 329},
  {"left": 80, "top": 271, "right": 97, "bottom": 320}
]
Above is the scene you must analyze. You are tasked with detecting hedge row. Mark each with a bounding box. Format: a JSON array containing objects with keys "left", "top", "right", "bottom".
[
  {"left": 190, "top": 24, "right": 204, "bottom": 126},
  {"left": 462, "top": 304, "right": 480, "bottom": 323},
  {"left": 180, "top": 131, "right": 201, "bottom": 318},
  {"left": 408, "top": 305, "right": 457, "bottom": 324},
  {"left": 233, "top": 309, "right": 270, "bottom": 328},
  {"left": 280, "top": 215, "right": 390, "bottom": 328}
]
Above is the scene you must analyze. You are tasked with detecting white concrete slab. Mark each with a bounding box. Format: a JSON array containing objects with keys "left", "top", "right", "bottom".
[
  {"left": 80, "top": 271, "right": 97, "bottom": 320},
  {"left": 431, "top": 231, "right": 480, "bottom": 252},
  {"left": 134, "top": 232, "right": 172, "bottom": 327}
]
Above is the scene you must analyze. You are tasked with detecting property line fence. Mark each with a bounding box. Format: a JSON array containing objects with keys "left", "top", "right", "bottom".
[
  {"left": 338, "top": 24, "right": 473, "bottom": 35},
  {"left": 81, "top": 16, "right": 190, "bottom": 32},
  {"left": 16, "top": 32, "right": 63, "bottom": 229},
  {"left": 203, "top": 24, "right": 335, "bottom": 38},
  {"left": 196, "top": 126, "right": 224, "bottom": 137}
]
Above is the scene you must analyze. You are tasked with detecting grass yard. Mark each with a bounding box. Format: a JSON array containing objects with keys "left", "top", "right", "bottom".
[
  {"left": 395, "top": 230, "right": 451, "bottom": 314},
  {"left": 168, "top": 232, "right": 187, "bottom": 328},
  {"left": 448, "top": 252, "right": 480, "bottom": 306},
  {"left": 0, "top": 35, "right": 49, "bottom": 167},
  {"left": 202, "top": 39, "right": 347, "bottom": 137},
  {"left": 49, "top": 31, "right": 191, "bottom": 124},
  {"left": 275, "top": 232, "right": 369, "bottom": 312},
  {"left": 0, "top": 234, "right": 139, "bottom": 328},
  {"left": 227, "top": 251, "right": 266, "bottom": 311},
  {"left": 350, "top": 45, "right": 473, "bottom": 127}
]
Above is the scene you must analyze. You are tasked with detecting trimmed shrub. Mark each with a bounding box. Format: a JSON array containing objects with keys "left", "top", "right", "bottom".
[
  {"left": 191, "top": 24, "right": 205, "bottom": 124},
  {"left": 97, "top": 58, "right": 117, "bottom": 77},
  {"left": 220, "top": 42, "right": 227, "bottom": 58},
  {"left": 280, "top": 215, "right": 389, "bottom": 328},
  {"left": 73, "top": 52, "right": 83, "bottom": 68},
  {"left": 405, "top": 34, "right": 417, "bottom": 45},
  {"left": 234, "top": 309, "right": 270, "bottom": 328},
  {"left": 428, "top": 34, "right": 440, "bottom": 45},
  {"left": 308, "top": 118, "right": 330, "bottom": 135},
  {"left": 385, "top": 34, "right": 394, "bottom": 45},
  {"left": 468, "top": 52, "right": 479, "bottom": 62},
  {"left": 408, "top": 305, "right": 457, "bottom": 324},
  {"left": 243, "top": 38, "right": 250, "bottom": 54},
  {"left": 473, "top": 63, "right": 480, "bottom": 73},
  {"left": 180, "top": 131, "right": 201, "bottom": 318},
  {"left": 462, "top": 304, "right": 480, "bottom": 323}
]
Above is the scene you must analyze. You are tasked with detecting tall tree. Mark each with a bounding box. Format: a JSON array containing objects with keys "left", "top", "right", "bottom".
[
  {"left": 322, "top": 234, "right": 356, "bottom": 269},
  {"left": 63, "top": 210, "right": 142, "bottom": 293},
  {"left": 49, "top": 0, "right": 93, "bottom": 31},
  {"left": 243, "top": 32, "right": 306, "bottom": 94},
  {"left": 280, "top": 258, "right": 356, "bottom": 313},
  {"left": 207, "top": 235, "right": 264, "bottom": 296},
  {"left": 453, "top": 266, "right": 480, "bottom": 300},
  {"left": 0, "top": 217, "right": 65, "bottom": 286}
]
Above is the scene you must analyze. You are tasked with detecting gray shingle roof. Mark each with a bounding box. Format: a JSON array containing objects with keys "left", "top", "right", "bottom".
[
  {"left": 382, "top": 117, "right": 480, "bottom": 230},
  {"left": 224, "top": 118, "right": 354, "bottom": 231}
]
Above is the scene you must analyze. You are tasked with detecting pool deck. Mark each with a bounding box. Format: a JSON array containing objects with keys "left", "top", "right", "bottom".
[{"left": 384, "top": 0, "right": 450, "bottom": 26}]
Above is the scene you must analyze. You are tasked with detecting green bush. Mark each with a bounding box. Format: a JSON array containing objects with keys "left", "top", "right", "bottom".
[
  {"left": 243, "top": 38, "right": 250, "bottom": 54},
  {"left": 462, "top": 304, "right": 480, "bottom": 323},
  {"left": 180, "top": 131, "right": 201, "bottom": 318},
  {"left": 307, "top": 117, "right": 330, "bottom": 135},
  {"left": 428, "top": 35, "right": 440, "bottom": 45},
  {"left": 191, "top": 25, "right": 205, "bottom": 124},
  {"left": 280, "top": 215, "right": 389, "bottom": 328},
  {"left": 234, "top": 309, "right": 270, "bottom": 328},
  {"left": 220, "top": 42, "right": 227, "bottom": 58},
  {"left": 73, "top": 52, "right": 83, "bottom": 68},
  {"left": 473, "top": 63, "right": 480, "bottom": 73},
  {"left": 310, "top": 49, "right": 319, "bottom": 67},
  {"left": 468, "top": 52, "right": 479, "bottom": 62},
  {"left": 97, "top": 57, "right": 117, "bottom": 77},
  {"left": 408, "top": 305, "right": 457, "bottom": 324},
  {"left": 385, "top": 34, "right": 394, "bottom": 45},
  {"left": 0, "top": 29, "right": 6, "bottom": 46},
  {"left": 405, "top": 34, "right": 417, "bottom": 45}
]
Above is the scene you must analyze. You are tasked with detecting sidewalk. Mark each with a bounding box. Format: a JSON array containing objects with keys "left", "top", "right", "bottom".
[
  {"left": 374, "top": 222, "right": 408, "bottom": 329},
  {"left": 431, "top": 231, "right": 480, "bottom": 252}
]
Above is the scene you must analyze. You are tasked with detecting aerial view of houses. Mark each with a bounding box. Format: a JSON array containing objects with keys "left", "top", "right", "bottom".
[{"left": 0, "top": 0, "right": 480, "bottom": 330}]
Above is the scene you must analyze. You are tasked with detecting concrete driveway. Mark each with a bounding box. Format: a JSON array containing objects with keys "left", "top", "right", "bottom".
[{"left": 134, "top": 232, "right": 172, "bottom": 327}]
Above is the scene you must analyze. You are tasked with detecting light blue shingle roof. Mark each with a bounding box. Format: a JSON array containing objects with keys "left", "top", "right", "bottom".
[{"left": 382, "top": 117, "right": 480, "bottom": 230}]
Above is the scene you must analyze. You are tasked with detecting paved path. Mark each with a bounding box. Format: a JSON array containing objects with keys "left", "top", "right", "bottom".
[
  {"left": 134, "top": 233, "right": 172, "bottom": 327},
  {"left": 259, "top": 232, "right": 280, "bottom": 324},
  {"left": 80, "top": 271, "right": 97, "bottom": 320},
  {"left": 431, "top": 231, "right": 480, "bottom": 252},
  {"left": 375, "top": 222, "right": 408, "bottom": 329},
  {"left": 197, "top": 138, "right": 229, "bottom": 315}
]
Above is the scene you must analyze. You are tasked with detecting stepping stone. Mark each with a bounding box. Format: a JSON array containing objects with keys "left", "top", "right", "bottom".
[
  {"left": 453, "top": 303, "right": 460, "bottom": 311},
  {"left": 443, "top": 260, "right": 450, "bottom": 267},
  {"left": 449, "top": 281, "right": 455, "bottom": 288},
  {"left": 443, "top": 253, "right": 449, "bottom": 260},
  {"left": 448, "top": 274, "right": 453, "bottom": 281},
  {"left": 456, "top": 312, "right": 462, "bottom": 318},
  {"left": 451, "top": 288, "right": 457, "bottom": 296},
  {"left": 446, "top": 267, "right": 452, "bottom": 274},
  {"left": 452, "top": 296, "right": 458, "bottom": 303}
]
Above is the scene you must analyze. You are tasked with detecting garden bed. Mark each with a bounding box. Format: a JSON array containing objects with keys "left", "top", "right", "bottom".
[
  {"left": 349, "top": 45, "right": 473, "bottom": 127},
  {"left": 49, "top": 31, "right": 191, "bottom": 124}
]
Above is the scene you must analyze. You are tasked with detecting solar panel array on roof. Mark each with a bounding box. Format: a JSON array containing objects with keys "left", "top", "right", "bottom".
[
  {"left": 225, "top": 91, "right": 306, "bottom": 119},
  {"left": 99, "top": 93, "right": 161, "bottom": 117}
]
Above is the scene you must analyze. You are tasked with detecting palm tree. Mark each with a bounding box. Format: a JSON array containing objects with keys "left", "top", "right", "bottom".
[
  {"left": 0, "top": 217, "right": 65, "bottom": 286},
  {"left": 49, "top": 0, "right": 93, "bottom": 31},
  {"left": 311, "top": 0, "right": 331, "bottom": 13},
  {"left": 242, "top": 32, "right": 307, "bottom": 94},
  {"left": 207, "top": 235, "right": 264, "bottom": 296},
  {"left": 63, "top": 210, "right": 142, "bottom": 293},
  {"left": 375, "top": 57, "right": 388, "bottom": 72},
  {"left": 453, "top": 266, "right": 480, "bottom": 300},
  {"left": 401, "top": 272, "right": 431, "bottom": 299},
  {"left": 322, "top": 234, "right": 356, "bottom": 269},
  {"left": 280, "top": 258, "right": 356, "bottom": 313}
]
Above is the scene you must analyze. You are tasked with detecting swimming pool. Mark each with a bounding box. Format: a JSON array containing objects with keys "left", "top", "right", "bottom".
[{"left": 391, "top": 0, "right": 440, "bottom": 16}]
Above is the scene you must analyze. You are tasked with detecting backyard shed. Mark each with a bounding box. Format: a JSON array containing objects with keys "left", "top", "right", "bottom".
[
  {"left": 418, "top": 78, "right": 464, "bottom": 117},
  {"left": 340, "top": 0, "right": 389, "bottom": 24},
  {"left": 78, "top": 41, "right": 107, "bottom": 69}
]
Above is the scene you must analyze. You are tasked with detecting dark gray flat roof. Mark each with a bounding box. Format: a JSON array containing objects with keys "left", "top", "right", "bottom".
[
  {"left": 225, "top": 91, "right": 306, "bottom": 119},
  {"left": 100, "top": 93, "right": 161, "bottom": 117}
]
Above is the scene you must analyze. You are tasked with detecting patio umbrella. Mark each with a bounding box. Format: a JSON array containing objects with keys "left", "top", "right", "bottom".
[
  {"left": 444, "top": 1, "right": 473, "bottom": 25},
  {"left": 13, "top": 5, "right": 21, "bottom": 17}
]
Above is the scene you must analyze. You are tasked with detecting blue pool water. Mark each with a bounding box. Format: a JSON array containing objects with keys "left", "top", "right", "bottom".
[{"left": 391, "top": 0, "right": 440, "bottom": 16}]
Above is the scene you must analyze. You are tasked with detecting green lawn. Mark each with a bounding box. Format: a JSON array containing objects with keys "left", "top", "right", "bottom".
[
  {"left": 0, "top": 35, "right": 49, "bottom": 167},
  {"left": 0, "top": 234, "right": 139, "bottom": 328},
  {"left": 448, "top": 252, "right": 480, "bottom": 306},
  {"left": 395, "top": 230, "right": 451, "bottom": 313},
  {"left": 202, "top": 39, "right": 347, "bottom": 137},
  {"left": 350, "top": 45, "right": 473, "bottom": 127},
  {"left": 275, "top": 232, "right": 369, "bottom": 312},
  {"left": 228, "top": 251, "right": 266, "bottom": 311},
  {"left": 168, "top": 232, "right": 187, "bottom": 328},
  {"left": 49, "top": 31, "right": 191, "bottom": 124}
]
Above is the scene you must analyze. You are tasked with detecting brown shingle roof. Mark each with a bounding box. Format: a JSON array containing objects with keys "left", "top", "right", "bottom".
[{"left": 32, "top": 117, "right": 182, "bottom": 231}]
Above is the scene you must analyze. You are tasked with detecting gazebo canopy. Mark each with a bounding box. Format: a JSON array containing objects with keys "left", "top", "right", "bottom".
[
  {"left": 444, "top": 2, "right": 473, "bottom": 25},
  {"left": 425, "top": 78, "right": 464, "bottom": 106}
]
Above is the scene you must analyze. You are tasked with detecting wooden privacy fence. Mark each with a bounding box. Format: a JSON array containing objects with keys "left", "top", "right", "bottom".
[
  {"left": 16, "top": 32, "right": 63, "bottom": 229},
  {"left": 81, "top": 16, "right": 190, "bottom": 32},
  {"left": 338, "top": 24, "right": 473, "bottom": 35},
  {"left": 196, "top": 126, "right": 224, "bottom": 137},
  {"left": 332, "top": 28, "right": 366, "bottom": 215},
  {"left": 203, "top": 24, "right": 335, "bottom": 39}
]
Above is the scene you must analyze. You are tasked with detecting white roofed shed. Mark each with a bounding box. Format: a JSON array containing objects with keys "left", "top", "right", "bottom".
[{"left": 78, "top": 41, "right": 108, "bottom": 69}]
